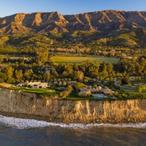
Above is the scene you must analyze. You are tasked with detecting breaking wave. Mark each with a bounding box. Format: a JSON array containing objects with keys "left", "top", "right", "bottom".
[{"left": 0, "top": 115, "right": 145, "bottom": 129}]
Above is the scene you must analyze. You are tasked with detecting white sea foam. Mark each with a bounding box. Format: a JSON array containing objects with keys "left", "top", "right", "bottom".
[{"left": 0, "top": 115, "right": 145, "bottom": 129}]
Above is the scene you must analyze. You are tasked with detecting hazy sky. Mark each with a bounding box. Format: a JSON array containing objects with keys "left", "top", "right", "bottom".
[{"left": 0, "top": 0, "right": 146, "bottom": 17}]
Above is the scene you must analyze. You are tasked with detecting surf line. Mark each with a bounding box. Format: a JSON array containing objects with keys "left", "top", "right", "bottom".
[{"left": 0, "top": 115, "right": 145, "bottom": 129}]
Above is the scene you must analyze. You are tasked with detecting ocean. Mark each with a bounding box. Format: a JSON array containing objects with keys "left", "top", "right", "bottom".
[{"left": 0, "top": 115, "right": 145, "bottom": 146}]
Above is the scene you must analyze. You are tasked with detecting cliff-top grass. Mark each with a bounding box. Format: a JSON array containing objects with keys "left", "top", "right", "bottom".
[{"left": 8, "top": 86, "right": 57, "bottom": 96}]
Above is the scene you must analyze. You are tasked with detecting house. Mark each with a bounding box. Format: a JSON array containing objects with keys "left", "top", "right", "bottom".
[
  {"left": 114, "top": 79, "right": 121, "bottom": 86},
  {"left": 102, "top": 87, "right": 114, "bottom": 95},
  {"left": 17, "top": 81, "right": 48, "bottom": 89},
  {"left": 129, "top": 76, "right": 141, "bottom": 81},
  {"left": 28, "top": 82, "right": 48, "bottom": 88},
  {"left": 78, "top": 89, "right": 91, "bottom": 97}
]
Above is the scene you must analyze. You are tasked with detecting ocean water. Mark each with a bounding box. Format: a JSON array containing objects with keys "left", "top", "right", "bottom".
[{"left": 0, "top": 115, "right": 145, "bottom": 146}]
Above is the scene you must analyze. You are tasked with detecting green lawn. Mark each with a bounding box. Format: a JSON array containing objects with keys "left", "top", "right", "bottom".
[
  {"left": 22, "top": 88, "right": 56, "bottom": 95},
  {"left": 50, "top": 55, "right": 119, "bottom": 64},
  {"left": 120, "top": 85, "right": 146, "bottom": 98},
  {"left": 11, "top": 87, "right": 57, "bottom": 95}
]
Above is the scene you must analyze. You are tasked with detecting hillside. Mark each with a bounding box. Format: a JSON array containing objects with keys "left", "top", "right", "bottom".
[
  {"left": 0, "top": 10, "right": 146, "bottom": 49},
  {"left": 0, "top": 10, "right": 146, "bottom": 34}
]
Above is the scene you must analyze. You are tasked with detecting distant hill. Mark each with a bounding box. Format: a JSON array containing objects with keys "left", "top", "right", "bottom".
[
  {"left": 0, "top": 10, "right": 146, "bottom": 34},
  {"left": 0, "top": 10, "right": 146, "bottom": 48}
]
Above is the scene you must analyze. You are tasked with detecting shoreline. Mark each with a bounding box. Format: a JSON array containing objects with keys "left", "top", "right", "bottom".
[
  {"left": 0, "top": 110, "right": 146, "bottom": 124},
  {"left": 0, "top": 113, "right": 146, "bottom": 129}
]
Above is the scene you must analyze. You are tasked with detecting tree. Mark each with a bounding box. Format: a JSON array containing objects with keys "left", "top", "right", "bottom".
[
  {"left": 15, "top": 70, "right": 23, "bottom": 81},
  {"left": 100, "top": 63, "right": 108, "bottom": 79},
  {"left": 74, "top": 70, "right": 84, "bottom": 82},
  {"left": 138, "top": 85, "right": 146, "bottom": 93},
  {"left": 24, "top": 69, "right": 33, "bottom": 80},
  {"left": 62, "top": 64, "right": 73, "bottom": 77},
  {"left": 35, "top": 48, "right": 49, "bottom": 65},
  {"left": 6, "top": 66, "right": 14, "bottom": 80},
  {"left": 0, "top": 72, "right": 7, "bottom": 82},
  {"left": 60, "top": 85, "right": 73, "bottom": 98},
  {"left": 88, "top": 63, "right": 99, "bottom": 78},
  {"left": 107, "top": 63, "right": 113, "bottom": 76},
  {"left": 121, "top": 76, "right": 129, "bottom": 85},
  {"left": 44, "top": 71, "right": 51, "bottom": 81}
]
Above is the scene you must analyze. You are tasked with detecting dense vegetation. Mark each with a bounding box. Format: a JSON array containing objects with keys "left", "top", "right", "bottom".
[{"left": 0, "top": 31, "right": 145, "bottom": 100}]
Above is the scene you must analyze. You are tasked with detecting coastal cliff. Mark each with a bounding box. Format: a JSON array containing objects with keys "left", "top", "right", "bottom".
[{"left": 0, "top": 88, "right": 145, "bottom": 123}]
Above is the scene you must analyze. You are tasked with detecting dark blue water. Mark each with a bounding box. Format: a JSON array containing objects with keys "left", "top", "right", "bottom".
[
  {"left": 0, "top": 126, "right": 145, "bottom": 146},
  {"left": 0, "top": 115, "right": 145, "bottom": 146}
]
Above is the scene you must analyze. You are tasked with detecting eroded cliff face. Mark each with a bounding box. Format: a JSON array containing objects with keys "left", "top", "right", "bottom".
[{"left": 0, "top": 88, "right": 145, "bottom": 123}]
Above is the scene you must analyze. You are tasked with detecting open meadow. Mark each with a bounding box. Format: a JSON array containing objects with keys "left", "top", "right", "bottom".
[{"left": 50, "top": 55, "right": 119, "bottom": 64}]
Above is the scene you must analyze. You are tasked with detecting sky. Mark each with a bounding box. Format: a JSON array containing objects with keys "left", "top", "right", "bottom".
[{"left": 0, "top": 0, "right": 146, "bottom": 17}]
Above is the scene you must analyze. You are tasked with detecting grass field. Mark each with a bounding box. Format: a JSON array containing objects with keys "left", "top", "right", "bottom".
[
  {"left": 120, "top": 85, "right": 146, "bottom": 98},
  {"left": 50, "top": 55, "right": 119, "bottom": 64},
  {"left": 22, "top": 88, "right": 56, "bottom": 95},
  {"left": 10, "top": 86, "right": 57, "bottom": 96}
]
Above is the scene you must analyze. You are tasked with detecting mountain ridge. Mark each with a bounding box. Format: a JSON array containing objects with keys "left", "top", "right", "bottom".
[{"left": 0, "top": 10, "right": 146, "bottom": 34}]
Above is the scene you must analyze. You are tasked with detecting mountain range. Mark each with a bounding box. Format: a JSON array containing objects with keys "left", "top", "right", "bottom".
[{"left": 0, "top": 10, "right": 146, "bottom": 34}]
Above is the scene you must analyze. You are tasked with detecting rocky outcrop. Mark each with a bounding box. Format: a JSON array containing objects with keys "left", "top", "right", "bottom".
[
  {"left": 0, "top": 88, "right": 145, "bottom": 123},
  {"left": 0, "top": 10, "right": 146, "bottom": 34}
]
